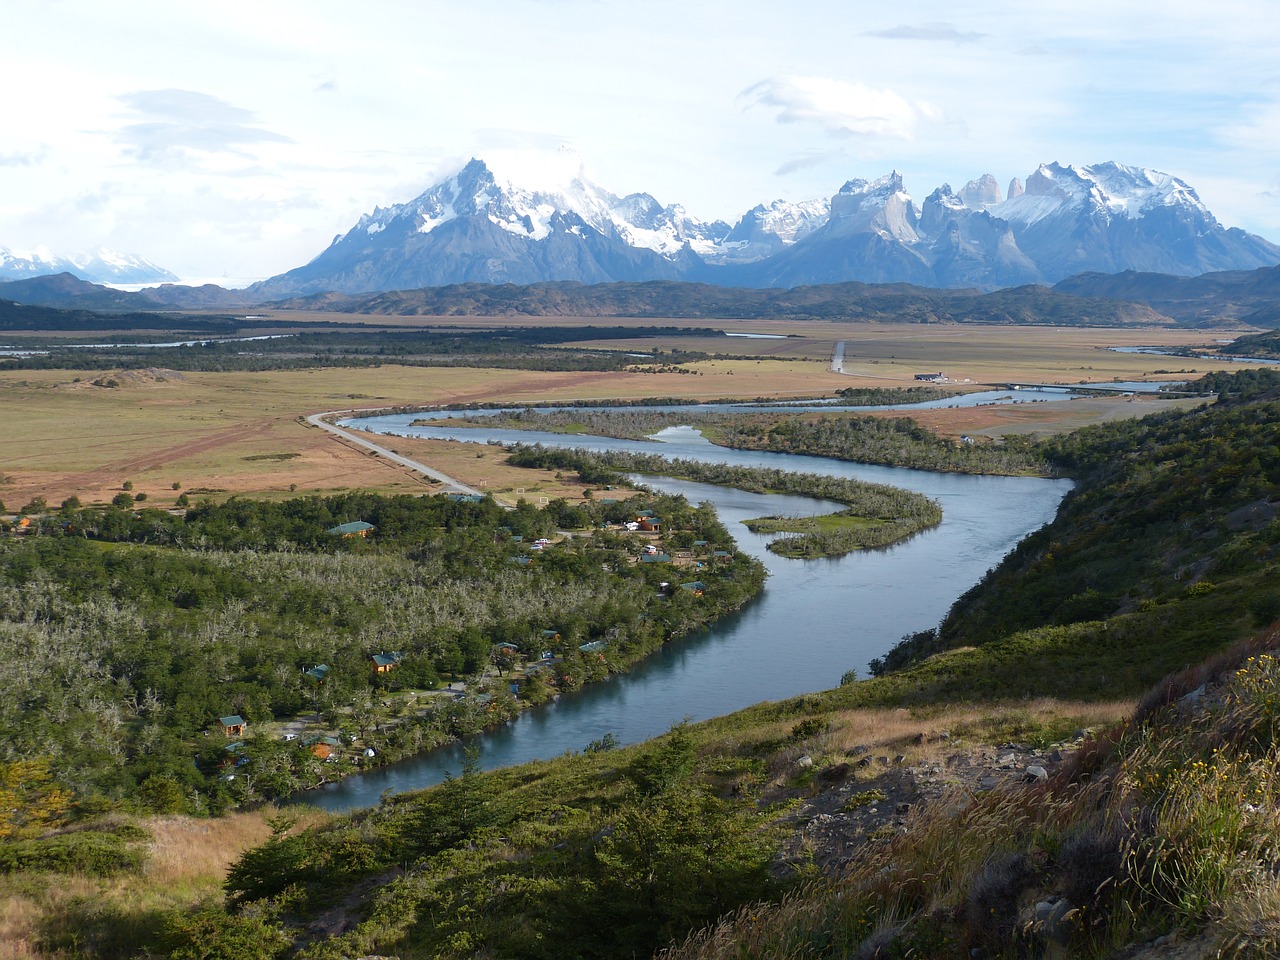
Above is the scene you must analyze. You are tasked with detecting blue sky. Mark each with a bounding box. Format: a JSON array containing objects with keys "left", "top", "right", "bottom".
[{"left": 3, "top": 0, "right": 1279, "bottom": 280}]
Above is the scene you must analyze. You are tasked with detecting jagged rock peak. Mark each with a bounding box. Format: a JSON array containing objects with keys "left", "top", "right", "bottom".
[
  {"left": 960, "top": 174, "right": 1002, "bottom": 209},
  {"left": 1007, "top": 177, "right": 1025, "bottom": 201}
]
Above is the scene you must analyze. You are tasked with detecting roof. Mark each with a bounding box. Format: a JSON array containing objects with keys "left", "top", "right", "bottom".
[
  {"left": 220, "top": 715, "right": 246, "bottom": 727},
  {"left": 540, "top": 629, "right": 560, "bottom": 638},
  {"left": 640, "top": 553, "right": 672, "bottom": 563},
  {"left": 680, "top": 581, "right": 707, "bottom": 592},
  {"left": 326, "top": 520, "right": 375, "bottom": 535},
  {"left": 304, "top": 664, "right": 330, "bottom": 681},
  {"left": 578, "top": 640, "right": 608, "bottom": 653},
  {"left": 372, "top": 653, "right": 401, "bottom": 668}
]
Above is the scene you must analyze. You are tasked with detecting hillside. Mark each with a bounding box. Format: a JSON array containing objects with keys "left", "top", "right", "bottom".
[
  {"left": 277, "top": 279, "right": 1171, "bottom": 326},
  {"left": 1054, "top": 264, "right": 1280, "bottom": 327}
]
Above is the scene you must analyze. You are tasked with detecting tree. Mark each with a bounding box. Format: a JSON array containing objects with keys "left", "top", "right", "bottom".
[{"left": 112, "top": 492, "right": 135, "bottom": 509}]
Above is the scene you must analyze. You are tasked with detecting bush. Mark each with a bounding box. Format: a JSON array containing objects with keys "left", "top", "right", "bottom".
[{"left": 0, "top": 831, "right": 146, "bottom": 876}]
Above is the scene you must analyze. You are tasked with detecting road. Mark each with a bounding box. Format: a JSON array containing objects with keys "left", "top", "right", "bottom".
[{"left": 306, "top": 410, "right": 485, "bottom": 496}]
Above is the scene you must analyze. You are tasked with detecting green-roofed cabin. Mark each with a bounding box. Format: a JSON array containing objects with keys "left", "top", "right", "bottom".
[
  {"left": 220, "top": 715, "right": 246, "bottom": 737},
  {"left": 680, "top": 581, "right": 707, "bottom": 596},
  {"left": 371, "top": 653, "right": 402, "bottom": 673},
  {"left": 326, "top": 520, "right": 375, "bottom": 538}
]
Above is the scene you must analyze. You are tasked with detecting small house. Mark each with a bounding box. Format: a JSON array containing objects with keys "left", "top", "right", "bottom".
[
  {"left": 220, "top": 715, "right": 246, "bottom": 737},
  {"left": 713, "top": 550, "right": 733, "bottom": 562},
  {"left": 540, "top": 629, "right": 561, "bottom": 642},
  {"left": 371, "top": 652, "right": 402, "bottom": 673},
  {"left": 304, "top": 664, "right": 330, "bottom": 683},
  {"left": 578, "top": 640, "right": 608, "bottom": 654},
  {"left": 680, "top": 581, "right": 706, "bottom": 596},
  {"left": 640, "top": 552, "right": 672, "bottom": 564},
  {"left": 326, "top": 520, "right": 375, "bottom": 538},
  {"left": 638, "top": 517, "right": 662, "bottom": 532}
]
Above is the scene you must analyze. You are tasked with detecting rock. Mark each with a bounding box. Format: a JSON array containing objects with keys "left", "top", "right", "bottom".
[
  {"left": 851, "top": 744, "right": 869, "bottom": 755},
  {"left": 818, "top": 762, "right": 851, "bottom": 784},
  {"left": 912, "top": 732, "right": 925, "bottom": 745},
  {"left": 895, "top": 802, "right": 912, "bottom": 814},
  {"left": 1179, "top": 684, "right": 1207, "bottom": 710},
  {"left": 894, "top": 754, "right": 907, "bottom": 764},
  {"left": 1025, "top": 765, "right": 1049, "bottom": 782},
  {"left": 796, "top": 754, "right": 814, "bottom": 769}
]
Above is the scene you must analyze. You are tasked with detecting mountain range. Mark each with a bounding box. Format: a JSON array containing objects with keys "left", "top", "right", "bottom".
[
  {"left": 249, "top": 152, "right": 1280, "bottom": 297},
  {"left": 0, "top": 245, "right": 177, "bottom": 284}
]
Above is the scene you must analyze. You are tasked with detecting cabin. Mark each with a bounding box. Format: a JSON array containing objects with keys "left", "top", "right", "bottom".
[
  {"left": 304, "top": 664, "right": 330, "bottom": 683},
  {"left": 220, "top": 715, "right": 247, "bottom": 737},
  {"left": 540, "top": 629, "right": 561, "bottom": 642},
  {"left": 446, "top": 492, "right": 485, "bottom": 504},
  {"left": 638, "top": 517, "right": 662, "bottom": 532},
  {"left": 680, "top": 581, "right": 706, "bottom": 596},
  {"left": 326, "top": 520, "right": 375, "bottom": 538},
  {"left": 640, "top": 552, "right": 672, "bottom": 564},
  {"left": 713, "top": 549, "right": 733, "bottom": 562},
  {"left": 508, "top": 555, "right": 533, "bottom": 566},
  {"left": 579, "top": 640, "right": 608, "bottom": 656},
  {"left": 371, "top": 652, "right": 402, "bottom": 673}
]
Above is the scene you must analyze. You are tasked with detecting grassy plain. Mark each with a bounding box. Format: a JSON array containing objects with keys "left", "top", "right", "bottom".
[{"left": 0, "top": 321, "right": 1257, "bottom": 509}]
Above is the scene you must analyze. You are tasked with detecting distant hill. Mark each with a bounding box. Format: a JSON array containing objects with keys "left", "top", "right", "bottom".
[
  {"left": 0, "top": 297, "right": 241, "bottom": 333},
  {"left": 1053, "top": 264, "right": 1280, "bottom": 327},
  {"left": 0, "top": 273, "right": 254, "bottom": 312},
  {"left": 274, "top": 279, "right": 1172, "bottom": 326}
]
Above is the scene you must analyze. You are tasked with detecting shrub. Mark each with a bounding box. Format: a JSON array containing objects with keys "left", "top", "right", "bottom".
[{"left": 0, "top": 831, "right": 146, "bottom": 876}]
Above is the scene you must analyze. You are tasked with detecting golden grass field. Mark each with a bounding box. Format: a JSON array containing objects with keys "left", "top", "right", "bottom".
[{"left": 0, "top": 321, "right": 1258, "bottom": 509}]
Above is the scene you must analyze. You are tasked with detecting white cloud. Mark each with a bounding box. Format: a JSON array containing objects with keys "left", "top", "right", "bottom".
[
  {"left": 740, "top": 76, "right": 941, "bottom": 142},
  {"left": 862, "top": 22, "right": 986, "bottom": 43},
  {"left": 112, "top": 89, "right": 293, "bottom": 164}
]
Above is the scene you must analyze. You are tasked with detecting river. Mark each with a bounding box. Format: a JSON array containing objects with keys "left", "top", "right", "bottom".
[{"left": 295, "top": 416, "right": 1072, "bottom": 811}]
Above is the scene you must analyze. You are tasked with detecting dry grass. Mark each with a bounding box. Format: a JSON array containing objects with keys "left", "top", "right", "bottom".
[
  {"left": 0, "top": 323, "right": 1261, "bottom": 509},
  {"left": 0, "top": 806, "right": 329, "bottom": 960}
]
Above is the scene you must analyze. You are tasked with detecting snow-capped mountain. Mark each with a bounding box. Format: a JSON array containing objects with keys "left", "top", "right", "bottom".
[
  {"left": 0, "top": 245, "right": 177, "bottom": 284},
  {"left": 254, "top": 148, "right": 729, "bottom": 296},
  {"left": 252, "top": 155, "right": 1280, "bottom": 296}
]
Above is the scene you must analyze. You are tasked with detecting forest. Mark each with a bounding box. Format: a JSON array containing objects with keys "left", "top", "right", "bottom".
[
  {"left": 451, "top": 403, "right": 1047, "bottom": 476},
  {"left": 0, "top": 323, "right": 722, "bottom": 373},
  {"left": 0, "top": 489, "right": 763, "bottom": 813}
]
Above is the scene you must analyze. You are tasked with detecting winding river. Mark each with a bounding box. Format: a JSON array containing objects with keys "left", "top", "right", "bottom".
[{"left": 296, "top": 412, "right": 1073, "bottom": 811}]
